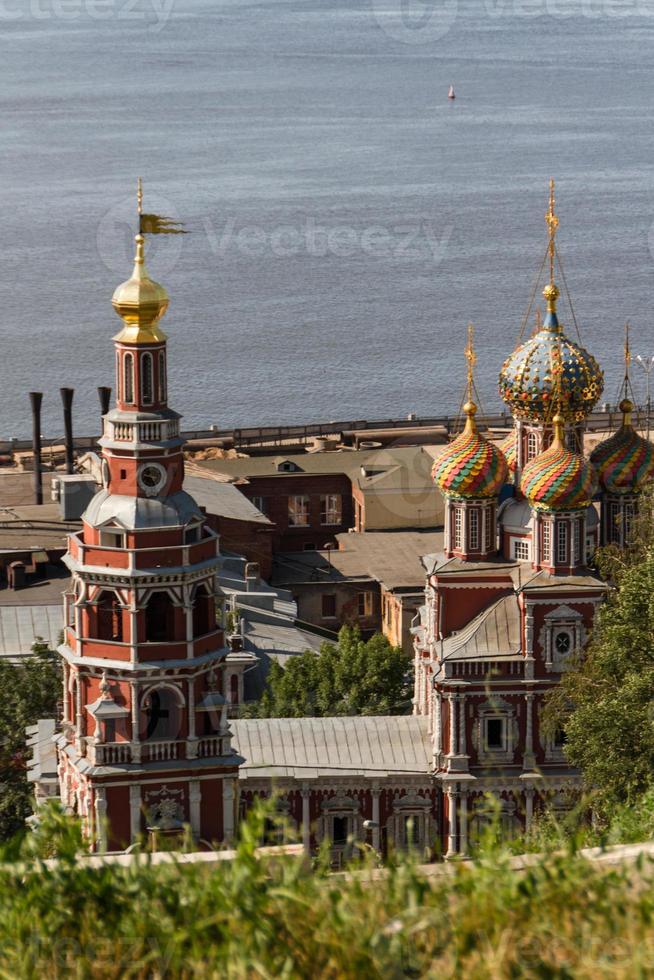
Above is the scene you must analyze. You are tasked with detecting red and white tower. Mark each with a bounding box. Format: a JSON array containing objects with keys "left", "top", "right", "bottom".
[{"left": 56, "top": 234, "right": 242, "bottom": 851}]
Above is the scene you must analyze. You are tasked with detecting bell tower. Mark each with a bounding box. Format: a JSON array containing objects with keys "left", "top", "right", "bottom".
[{"left": 55, "top": 227, "right": 242, "bottom": 852}]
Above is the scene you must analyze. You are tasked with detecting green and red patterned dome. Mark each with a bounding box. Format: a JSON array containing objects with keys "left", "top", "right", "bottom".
[
  {"left": 590, "top": 399, "right": 654, "bottom": 495},
  {"left": 498, "top": 430, "right": 517, "bottom": 474},
  {"left": 498, "top": 285, "right": 604, "bottom": 424},
  {"left": 433, "top": 401, "right": 509, "bottom": 499},
  {"left": 520, "top": 414, "right": 597, "bottom": 511}
]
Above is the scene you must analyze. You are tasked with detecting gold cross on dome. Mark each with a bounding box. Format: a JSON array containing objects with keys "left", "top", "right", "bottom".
[
  {"left": 465, "top": 323, "right": 476, "bottom": 396},
  {"left": 545, "top": 178, "right": 559, "bottom": 284},
  {"left": 137, "top": 176, "right": 143, "bottom": 216},
  {"left": 624, "top": 321, "right": 631, "bottom": 378}
]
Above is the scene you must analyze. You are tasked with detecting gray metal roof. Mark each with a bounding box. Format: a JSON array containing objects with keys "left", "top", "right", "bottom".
[
  {"left": 84, "top": 489, "right": 203, "bottom": 530},
  {"left": 183, "top": 476, "right": 271, "bottom": 525},
  {"left": 0, "top": 604, "right": 63, "bottom": 660},
  {"left": 231, "top": 715, "right": 432, "bottom": 778},
  {"left": 442, "top": 595, "right": 521, "bottom": 661}
]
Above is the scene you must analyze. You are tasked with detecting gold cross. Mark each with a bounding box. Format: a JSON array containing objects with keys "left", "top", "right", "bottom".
[
  {"left": 137, "top": 176, "right": 143, "bottom": 216},
  {"left": 465, "top": 323, "right": 476, "bottom": 397},
  {"left": 545, "top": 178, "right": 558, "bottom": 284}
]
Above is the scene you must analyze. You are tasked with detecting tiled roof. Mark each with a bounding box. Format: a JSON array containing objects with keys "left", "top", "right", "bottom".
[{"left": 231, "top": 715, "right": 432, "bottom": 779}]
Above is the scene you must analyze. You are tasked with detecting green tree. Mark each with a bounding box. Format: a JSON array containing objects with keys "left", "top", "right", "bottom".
[
  {"left": 248, "top": 626, "right": 411, "bottom": 718},
  {"left": 0, "top": 639, "right": 61, "bottom": 842},
  {"left": 545, "top": 489, "right": 654, "bottom": 816}
]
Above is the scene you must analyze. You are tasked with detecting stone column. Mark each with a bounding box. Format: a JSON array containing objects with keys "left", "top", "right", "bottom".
[
  {"left": 449, "top": 695, "right": 458, "bottom": 756},
  {"left": 523, "top": 692, "right": 536, "bottom": 771},
  {"left": 223, "top": 777, "right": 235, "bottom": 843},
  {"left": 433, "top": 692, "right": 442, "bottom": 764},
  {"left": 301, "top": 783, "right": 311, "bottom": 854},
  {"left": 129, "top": 607, "right": 139, "bottom": 664},
  {"left": 129, "top": 784, "right": 141, "bottom": 843},
  {"left": 459, "top": 790, "right": 468, "bottom": 857},
  {"left": 94, "top": 787, "right": 108, "bottom": 853},
  {"left": 458, "top": 694, "right": 466, "bottom": 756},
  {"left": 189, "top": 781, "right": 202, "bottom": 839},
  {"left": 187, "top": 677, "right": 197, "bottom": 758},
  {"left": 445, "top": 787, "right": 457, "bottom": 859},
  {"left": 524, "top": 605, "right": 535, "bottom": 680},
  {"left": 75, "top": 673, "right": 84, "bottom": 753},
  {"left": 525, "top": 787, "right": 534, "bottom": 832},
  {"left": 131, "top": 681, "right": 141, "bottom": 763},
  {"left": 371, "top": 784, "right": 381, "bottom": 852},
  {"left": 62, "top": 664, "right": 69, "bottom": 724}
]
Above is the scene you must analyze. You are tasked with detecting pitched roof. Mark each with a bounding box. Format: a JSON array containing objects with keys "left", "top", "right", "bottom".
[
  {"left": 441, "top": 595, "right": 521, "bottom": 661},
  {"left": 184, "top": 475, "right": 271, "bottom": 525},
  {"left": 0, "top": 604, "right": 63, "bottom": 661},
  {"left": 231, "top": 715, "right": 432, "bottom": 779}
]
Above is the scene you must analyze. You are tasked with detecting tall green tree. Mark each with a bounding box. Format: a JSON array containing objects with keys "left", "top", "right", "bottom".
[
  {"left": 249, "top": 626, "right": 411, "bottom": 718},
  {"left": 0, "top": 640, "right": 61, "bottom": 842},
  {"left": 545, "top": 489, "right": 654, "bottom": 815}
]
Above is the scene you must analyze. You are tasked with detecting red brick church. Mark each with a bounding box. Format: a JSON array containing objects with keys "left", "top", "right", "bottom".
[{"left": 34, "top": 185, "right": 654, "bottom": 857}]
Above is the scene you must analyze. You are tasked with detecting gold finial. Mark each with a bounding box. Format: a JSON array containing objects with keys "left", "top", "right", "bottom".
[
  {"left": 552, "top": 411, "right": 565, "bottom": 450},
  {"left": 111, "top": 232, "right": 169, "bottom": 343},
  {"left": 624, "top": 321, "right": 631, "bottom": 381},
  {"left": 137, "top": 176, "right": 143, "bottom": 217},
  {"left": 463, "top": 324, "right": 478, "bottom": 435},
  {"left": 545, "top": 177, "right": 559, "bottom": 284},
  {"left": 619, "top": 397, "right": 633, "bottom": 426}
]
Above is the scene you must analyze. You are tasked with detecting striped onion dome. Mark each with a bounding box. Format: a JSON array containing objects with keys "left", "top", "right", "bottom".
[
  {"left": 590, "top": 399, "right": 654, "bottom": 495},
  {"left": 520, "top": 414, "right": 597, "bottom": 512},
  {"left": 433, "top": 401, "right": 509, "bottom": 499},
  {"left": 498, "top": 285, "right": 603, "bottom": 424},
  {"left": 498, "top": 430, "right": 517, "bottom": 474}
]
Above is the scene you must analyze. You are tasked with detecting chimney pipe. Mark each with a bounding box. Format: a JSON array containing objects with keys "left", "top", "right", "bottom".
[
  {"left": 29, "top": 391, "right": 43, "bottom": 505},
  {"left": 60, "top": 387, "right": 75, "bottom": 475},
  {"left": 97, "top": 386, "right": 111, "bottom": 435}
]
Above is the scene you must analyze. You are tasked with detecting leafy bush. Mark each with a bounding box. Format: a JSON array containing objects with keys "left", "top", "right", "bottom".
[{"left": 3, "top": 801, "right": 654, "bottom": 977}]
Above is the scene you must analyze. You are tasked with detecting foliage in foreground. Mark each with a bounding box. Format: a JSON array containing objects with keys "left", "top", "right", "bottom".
[
  {"left": 247, "top": 626, "right": 411, "bottom": 717},
  {"left": 0, "top": 640, "right": 61, "bottom": 843},
  {"left": 545, "top": 488, "right": 654, "bottom": 818},
  {"left": 3, "top": 802, "right": 654, "bottom": 978}
]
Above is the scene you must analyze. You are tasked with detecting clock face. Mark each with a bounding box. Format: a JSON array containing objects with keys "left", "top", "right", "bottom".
[
  {"left": 555, "top": 632, "right": 571, "bottom": 655},
  {"left": 138, "top": 463, "right": 166, "bottom": 496}
]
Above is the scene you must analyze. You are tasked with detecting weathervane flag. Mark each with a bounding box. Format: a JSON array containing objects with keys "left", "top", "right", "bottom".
[{"left": 137, "top": 177, "right": 187, "bottom": 236}]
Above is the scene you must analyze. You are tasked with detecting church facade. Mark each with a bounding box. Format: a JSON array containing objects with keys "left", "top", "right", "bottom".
[{"left": 35, "top": 184, "right": 654, "bottom": 857}]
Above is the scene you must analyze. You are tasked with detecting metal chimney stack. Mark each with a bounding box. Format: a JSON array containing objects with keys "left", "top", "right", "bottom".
[
  {"left": 29, "top": 391, "right": 44, "bottom": 505},
  {"left": 60, "top": 387, "right": 75, "bottom": 475}
]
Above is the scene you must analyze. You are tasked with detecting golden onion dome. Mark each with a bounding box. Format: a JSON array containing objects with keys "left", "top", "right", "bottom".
[
  {"left": 498, "top": 284, "right": 603, "bottom": 424},
  {"left": 112, "top": 235, "right": 169, "bottom": 344},
  {"left": 520, "top": 414, "right": 597, "bottom": 511},
  {"left": 590, "top": 398, "right": 654, "bottom": 495},
  {"left": 432, "top": 400, "right": 509, "bottom": 499}
]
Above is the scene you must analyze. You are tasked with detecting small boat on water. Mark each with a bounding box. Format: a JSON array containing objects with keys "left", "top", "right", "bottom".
[{"left": 448, "top": 85, "right": 455, "bottom": 100}]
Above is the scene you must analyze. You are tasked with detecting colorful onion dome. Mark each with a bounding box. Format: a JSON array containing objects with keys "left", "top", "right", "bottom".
[
  {"left": 498, "top": 430, "right": 517, "bottom": 474},
  {"left": 433, "top": 400, "right": 509, "bottom": 499},
  {"left": 520, "top": 413, "right": 597, "bottom": 511},
  {"left": 590, "top": 399, "right": 654, "bottom": 495},
  {"left": 498, "top": 284, "right": 603, "bottom": 424}
]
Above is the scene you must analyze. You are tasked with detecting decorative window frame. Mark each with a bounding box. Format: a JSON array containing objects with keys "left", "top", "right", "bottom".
[
  {"left": 538, "top": 605, "right": 585, "bottom": 673},
  {"left": 385, "top": 793, "right": 434, "bottom": 853},
  {"left": 141, "top": 352, "right": 154, "bottom": 406},
  {"left": 318, "top": 795, "right": 362, "bottom": 853},
  {"left": 471, "top": 697, "right": 518, "bottom": 764},
  {"left": 512, "top": 538, "right": 530, "bottom": 561},
  {"left": 469, "top": 509, "right": 480, "bottom": 551}
]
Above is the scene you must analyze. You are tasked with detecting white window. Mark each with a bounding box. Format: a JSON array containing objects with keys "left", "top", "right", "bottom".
[
  {"left": 573, "top": 520, "right": 581, "bottom": 563},
  {"left": 542, "top": 521, "right": 551, "bottom": 562},
  {"left": 141, "top": 352, "right": 154, "bottom": 405},
  {"left": 288, "top": 495, "right": 310, "bottom": 526},
  {"left": 358, "top": 592, "right": 373, "bottom": 617},
  {"left": 469, "top": 509, "right": 479, "bottom": 550},
  {"left": 513, "top": 539, "right": 530, "bottom": 561},
  {"left": 320, "top": 494, "right": 342, "bottom": 526},
  {"left": 99, "top": 529, "right": 125, "bottom": 548},
  {"left": 485, "top": 510, "right": 493, "bottom": 551},
  {"left": 527, "top": 431, "right": 538, "bottom": 460},
  {"left": 158, "top": 350, "right": 167, "bottom": 403},
  {"left": 123, "top": 352, "right": 134, "bottom": 404},
  {"left": 454, "top": 508, "right": 463, "bottom": 549},
  {"left": 556, "top": 521, "right": 567, "bottom": 564}
]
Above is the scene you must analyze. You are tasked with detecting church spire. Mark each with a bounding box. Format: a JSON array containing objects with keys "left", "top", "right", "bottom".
[
  {"left": 543, "top": 178, "right": 561, "bottom": 331},
  {"left": 462, "top": 323, "right": 478, "bottom": 436}
]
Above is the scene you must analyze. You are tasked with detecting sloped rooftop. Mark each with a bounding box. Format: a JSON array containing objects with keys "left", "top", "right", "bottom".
[
  {"left": 442, "top": 595, "right": 521, "bottom": 661},
  {"left": 231, "top": 715, "right": 432, "bottom": 779}
]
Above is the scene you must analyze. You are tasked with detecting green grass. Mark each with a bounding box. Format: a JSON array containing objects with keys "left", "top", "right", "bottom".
[{"left": 3, "top": 802, "right": 654, "bottom": 978}]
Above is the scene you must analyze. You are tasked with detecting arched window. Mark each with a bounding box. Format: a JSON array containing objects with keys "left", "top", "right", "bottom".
[
  {"left": 94, "top": 591, "right": 123, "bottom": 642},
  {"left": 141, "top": 352, "right": 154, "bottom": 405},
  {"left": 143, "top": 687, "right": 180, "bottom": 740},
  {"left": 527, "top": 431, "right": 538, "bottom": 461},
  {"left": 124, "top": 353, "right": 134, "bottom": 404},
  {"left": 192, "top": 585, "right": 214, "bottom": 638},
  {"left": 115, "top": 351, "right": 121, "bottom": 402},
  {"left": 145, "top": 591, "right": 176, "bottom": 642},
  {"left": 158, "top": 350, "right": 167, "bottom": 403}
]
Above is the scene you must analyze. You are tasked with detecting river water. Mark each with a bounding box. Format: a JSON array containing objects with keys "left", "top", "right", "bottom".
[{"left": 2, "top": 0, "right": 654, "bottom": 439}]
